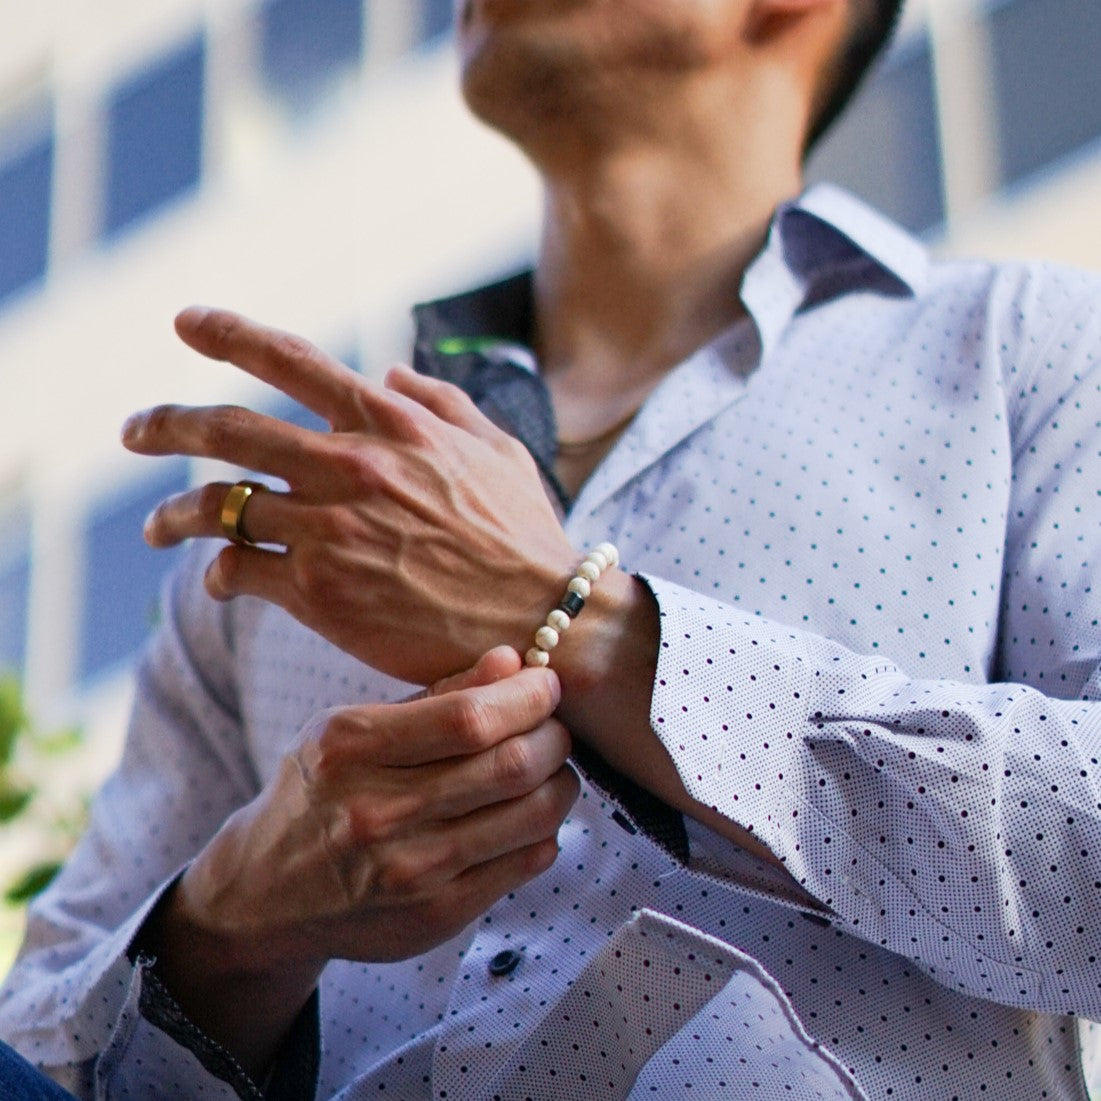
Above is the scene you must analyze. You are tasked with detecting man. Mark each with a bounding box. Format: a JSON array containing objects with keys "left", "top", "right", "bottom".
[{"left": 2, "top": 0, "right": 1100, "bottom": 1097}]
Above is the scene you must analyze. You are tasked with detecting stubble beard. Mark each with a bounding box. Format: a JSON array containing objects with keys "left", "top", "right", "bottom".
[{"left": 460, "top": 20, "right": 716, "bottom": 162}]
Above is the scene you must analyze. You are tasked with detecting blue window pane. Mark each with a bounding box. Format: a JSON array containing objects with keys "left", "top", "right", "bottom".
[
  {"left": 260, "top": 0, "right": 363, "bottom": 100},
  {"left": 806, "top": 31, "right": 944, "bottom": 234},
  {"left": 0, "top": 517, "right": 30, "bottom": 673},
  {"left": 103, "top": 35, "right": 205, "bottom": 238},
  {"left": 79, "top": 463, "right": 189, "bottom": 681},
  {"left": 988, "top": 0, "right": 1101, "bottom": 186},
  {"left": 271, "top": 394, "right": 331, "bottom": 434},
  {"left": 0, "top": 118, "right": 53, "bottom": 307},
  {"left": 419, "top": 0, "right": 453, "bottom": 44}
]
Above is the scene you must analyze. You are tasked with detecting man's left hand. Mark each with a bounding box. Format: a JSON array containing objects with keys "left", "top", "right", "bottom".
[{"left": 123, "top": 307, "right": 578, "bottom": 685}]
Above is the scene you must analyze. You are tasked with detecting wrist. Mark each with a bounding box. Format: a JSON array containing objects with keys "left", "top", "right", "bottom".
[
  {"left": 552, "top": 566, "right": 660, "bottom": 738},
  {"left": 141, "top": 803, "right": 325, "bottom": 1078}
]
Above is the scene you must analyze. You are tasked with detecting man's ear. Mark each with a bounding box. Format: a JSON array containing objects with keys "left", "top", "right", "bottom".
[{"left": 745, "top": 0, "right": 844, "bottom": 44}]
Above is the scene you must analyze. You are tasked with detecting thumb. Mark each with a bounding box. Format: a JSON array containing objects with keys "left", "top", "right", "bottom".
[{"left": 426, "top": 646, "right": 523, "bottom": 698}]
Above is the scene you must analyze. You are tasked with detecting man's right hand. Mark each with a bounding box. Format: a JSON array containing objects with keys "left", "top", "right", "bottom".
[{"left": 142, "top": 647, "right": 577, "bottom": 1079}]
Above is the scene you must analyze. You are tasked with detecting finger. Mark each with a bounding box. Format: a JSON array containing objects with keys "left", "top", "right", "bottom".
[
  {"left": 453, "top": 835, "right": 562, "bottom": 904},
  {"left": 356, "top": 764, "right": 577, "bottom": 900},
  {"left": 145, "top": 481, "right": 325, "bottom": 551},
  {"left": 311, "top": 666, "right": 562, "bottom": 771},
  {"left": 175, "top": 307, "right": 366, "bottom": 430},
  {"left": 204, "top": 543, "right": 289, "bottom": 603},
  {"left": 384, "top": 363, "right": 504, "bottom": 442},
  {"left": 330, "top": 837, "right": 561, "bottom": 959},
  {"left": 411, "top": 763, "right": 579, "bottom": 886},
  {"left": 413, "top": 718, "right": 572, "bottom": 821},
  {"left": 145, "top": 482, "right": 266, "bottom": 548},
  {"left": 331, "top": 718, "right": 572, "bottom": 849},
  {"left": 122, "top": 404, "right": 330, "bottom": 491},
  {"left": 446, "top": 719, "right": 573, "bottom": 817},
  {"left": 143, "top": 482, "right": 233, "bottom": 548},
  {"left": 426, "top": 647, "right": 523, "bottom": 698},
  {"left": 390, "top": 668, "right": 563, "bottom": 766},
  {"left": 422, "top": 836, "right": 562, "bottom": 930},
  {"left": 175, "top": 308, "right": 442, "bottom": 443}
]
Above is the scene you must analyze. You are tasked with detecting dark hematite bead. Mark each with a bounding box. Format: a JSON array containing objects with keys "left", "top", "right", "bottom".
[{"left": 557, "top": 591, "right": 586, "bottom": 618}]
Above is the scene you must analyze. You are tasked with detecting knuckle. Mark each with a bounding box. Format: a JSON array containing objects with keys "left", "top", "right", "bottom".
[
  {"left": 427, "top": 834, "right": 460, "bottom": 877},
  {"left": 443, "top": 693, "right": 494, "bottom": 751},
  {"left": 271, "top": 331, "right": 320, "bottom": 369},
  {"left": 521, "top": 672, "right": 558, "bottom": 722},
  {"left": 533, "top": 766, "right": 579, "bottom": 828},
  {"left": 142, "top": 404, "right": 178, "bottom": 439},
  {"left": 492, "top": 736, "right": 536, "bottom": 791},
  {"left": 202, "top": 482, "right": 232, "bottom": 516},
  {"left": 195, "top": 309, "right": 241, "bottom": 353},
  {"left": 497, "top": 431, "right": 532, "bottom": 462},
  {"left": 525, "top": 836, "right": 561, "bottom": 877},
  {"left": 310, "top": 710, "right": 362, "bottom": 781},
  {"left": 309, "top": 506, "right": 353, "bottom": 547},
  {"left": 328, "top": 442, "right": 381, "bottom": 492},
  {"left": 199, "top": 405, "right": 249, "bottom": 452},
  {"left": 373, "top": 850, "right": 428, "bottom": 899},
  {"left": 290, "top": 543, "right": 337, "bottom": 602},
  {"left": 437, "top": 381, "right": 475, "bottom": 415},
  {"left": 386, "top": 398, "right": 432, "bottom": 445},
  {"left": 347, "top": 801, "right": 402, "bottom": 846},
  {"left": 326, "top": 507, "right": 368, "bottom": 546},
  {"left": 213, "top": 545, "right": 246, "bottom": 588}
]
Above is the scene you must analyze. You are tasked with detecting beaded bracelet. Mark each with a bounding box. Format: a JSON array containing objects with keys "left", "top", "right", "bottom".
[{"left": 524, "top": 542, "right": 620, "bottom": 668}]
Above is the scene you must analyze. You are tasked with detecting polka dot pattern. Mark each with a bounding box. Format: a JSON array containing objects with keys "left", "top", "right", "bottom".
[
  {"left": 468, "top": 911, "right": 864, "bottom": 1100},
  {"left": 1, "top": 185, "right": 1099, "bottom": 1100}
]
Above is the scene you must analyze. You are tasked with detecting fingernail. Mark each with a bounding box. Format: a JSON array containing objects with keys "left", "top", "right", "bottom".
[
  {"left": 120, "top": 414, "right": 142, "bottom": 444},
  {"left": 175, "top": 305, "right": 211, "bottom": 331},
  {"left": 142, "top": 509, "right": 158, "bottom": 541},
  {"left": 383, "top": 363, "right": 414, "bottom": 387}
]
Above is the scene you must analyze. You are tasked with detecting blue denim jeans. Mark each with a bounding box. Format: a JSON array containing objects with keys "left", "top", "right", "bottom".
[{"left": 0, "top": 1042, "right": 76, "bottom": 1100}]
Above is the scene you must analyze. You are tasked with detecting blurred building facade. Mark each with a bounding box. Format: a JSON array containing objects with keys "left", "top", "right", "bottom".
[{"left": 0, "top": 0, "right": 1099, "bottom": 824}]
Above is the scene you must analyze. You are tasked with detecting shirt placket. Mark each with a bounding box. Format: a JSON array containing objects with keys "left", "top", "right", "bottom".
[{"left": 428, "top": 800, "right": 681, "bottom": 1097}]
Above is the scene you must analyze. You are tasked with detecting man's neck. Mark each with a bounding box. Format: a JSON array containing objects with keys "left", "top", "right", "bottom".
[{"left": 532, "top": 136, "right": 803, "bottom": 410}]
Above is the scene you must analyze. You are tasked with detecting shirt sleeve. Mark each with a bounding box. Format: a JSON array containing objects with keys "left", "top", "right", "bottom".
[
  {"left": 0, "top": 547, "right": 287, "bottom": 1099},
  {"left": 645, "top": 574, "right": 1101, "bottom": 1017},
  {"left": 640, "top": 280, "right": 1101, "bottom": 1019}
]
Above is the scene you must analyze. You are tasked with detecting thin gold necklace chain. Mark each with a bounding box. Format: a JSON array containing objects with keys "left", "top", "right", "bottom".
[{"left": 556, "top": 405, "right": 642, "bottom": 453}]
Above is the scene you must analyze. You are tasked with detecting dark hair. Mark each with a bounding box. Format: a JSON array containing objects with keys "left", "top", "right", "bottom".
[{"left": 804, "top": 0, "right": 905, "bottom": 153}]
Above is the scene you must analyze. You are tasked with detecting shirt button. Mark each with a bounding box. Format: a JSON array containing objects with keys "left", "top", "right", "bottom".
[{"left": 488, "top": 949, "right": 522, "bottom": 977}]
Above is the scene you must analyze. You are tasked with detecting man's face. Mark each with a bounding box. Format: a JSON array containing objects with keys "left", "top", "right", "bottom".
[
  {"left": 454, "top": 0, "right": 750, "bottom": 140},
  {"left": 454, "top": 0, "right": 747, "bottom": 65}
]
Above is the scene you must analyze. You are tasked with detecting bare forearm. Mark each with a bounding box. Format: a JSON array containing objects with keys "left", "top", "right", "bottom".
[{"left": 139, "top": 829, "right": 324, "bottom": 1081}]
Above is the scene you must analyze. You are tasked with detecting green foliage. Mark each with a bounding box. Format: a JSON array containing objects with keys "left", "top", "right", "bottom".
[
  {"left": 0, "top": 675, "right": 28, "bottom": 768},
  {"left": 4, "top": 862, "right": 61, "bottom": 905},
  {"left": 0, "top": 786, "right": 34, "bottom": 824},
  {"left": 0, "top": 673, "right": 85, "bottom": 906}
]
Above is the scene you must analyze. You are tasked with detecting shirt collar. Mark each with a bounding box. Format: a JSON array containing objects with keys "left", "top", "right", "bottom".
[
  {"left": 413, "top": 184, "right": 929, "bottom": 371},
  {"left": 741, "top": 182, "right": 929, "bottom": 360},
  {"left": 795, "top": 182, "right": 929, "bottom": 292}
]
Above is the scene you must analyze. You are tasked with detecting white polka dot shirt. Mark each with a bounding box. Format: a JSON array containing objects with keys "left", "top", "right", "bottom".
[{"left": 2, "top": 185, "right": 1099, "bottom": 1100}]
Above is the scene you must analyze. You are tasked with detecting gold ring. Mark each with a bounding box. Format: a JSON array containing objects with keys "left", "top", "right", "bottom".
[{"left": 220, "top": 481, "right": 265, "bottom": 546}]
